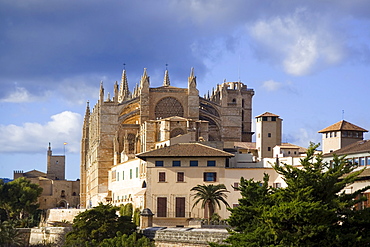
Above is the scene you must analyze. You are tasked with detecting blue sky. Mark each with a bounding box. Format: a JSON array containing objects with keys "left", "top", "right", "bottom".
[{"left": 1, "top": 0, "right": 369, "bottom": 180}]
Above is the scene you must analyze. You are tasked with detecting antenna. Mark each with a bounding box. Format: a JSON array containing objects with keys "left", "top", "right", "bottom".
[{"left": 342, "top": 110, "right": 344, "bottom": 120}]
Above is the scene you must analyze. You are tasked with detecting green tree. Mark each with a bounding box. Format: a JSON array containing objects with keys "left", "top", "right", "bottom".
[
  {"left": 0, "top": 220, "right": 23, "bottom": 247},
  {"left": 120, "top": 203, "right": 133, "bottom": 218},
  {"left": 133, "top": 208, "right": 141, "bottom": 226},
  {"left": 0, "top": 177, "right": 42, "bottom": 224},
  {"left": 64, "top": 203, "right": 136, "bottom": 246},
  {"left": 191, "top": 184, "right": 230, "bottom": 219},
  {"left": 215, "top": 143, "right": 370, "bottom": 247}
]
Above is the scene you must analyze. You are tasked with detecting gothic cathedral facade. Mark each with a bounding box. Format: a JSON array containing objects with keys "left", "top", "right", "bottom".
[{"left": 80, "top": 68, "right": 254, "bottom": 208}]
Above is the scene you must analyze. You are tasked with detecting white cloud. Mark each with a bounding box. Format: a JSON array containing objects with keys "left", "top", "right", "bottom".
[
  {"left": 0, "top": 111, "right": 82, "bottom": 153},
  {"left": 286, "top": 127, "right": 321, "bottom": 149},
  {"left": 261, "top": 80, "right": 282, "bottom": 91},
  {"left": 248, "top": 9, "right": 345, "bottom": 76},
  {"left": 57, "top": 75, "right": 104, "bottom": 105},
  {"left": 0, "top": 86, "right": 49, "bottom": 103}
]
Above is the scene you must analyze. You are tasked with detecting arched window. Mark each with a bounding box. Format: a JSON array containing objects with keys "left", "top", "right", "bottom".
[
  {"left": 61, "top": 190, "right": 66, "bottom": 198},
  {"left": 155, "top": 97, "right": 184, "bottom": 118},
  {"left": 142, "top": 181, "right": 147, "bottom": 188}
]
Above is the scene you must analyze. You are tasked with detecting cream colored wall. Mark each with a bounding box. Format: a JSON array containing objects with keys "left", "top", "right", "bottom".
[
  {"left": 108, "top": 158, "right": 146, "bottom": 209},
  {"left": 322, "top": 133, "right": 341, "bottom": 153},
  {"left": 145, "top": 157, "right": 227, "bottom": 225}
]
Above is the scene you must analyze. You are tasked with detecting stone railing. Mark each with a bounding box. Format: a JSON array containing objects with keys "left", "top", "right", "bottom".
[{"left": 142, "top": 227, "right": 229, "bottom": 247}]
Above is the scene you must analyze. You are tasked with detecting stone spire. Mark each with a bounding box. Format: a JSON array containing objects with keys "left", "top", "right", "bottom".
[
  {"left": 84, "top": 101, "right": 90, "bottom": 118},
  {"left": 140, "top": 68, "right": 150, "bottom": 88},
  {"left": 99, "top": 81, "right": 104, "bottom": 102},
  {"left": 188, "top": 67, "right": 196, "bottom": 88},
  {"left": 113, "top": 81, "right": 119, "bottom": 103},
  {"left": 119, "top": 69, "right": 130, "bottom": 102},
  {"left": 163, "top": 69, "right": 170, "bottom": 86}
]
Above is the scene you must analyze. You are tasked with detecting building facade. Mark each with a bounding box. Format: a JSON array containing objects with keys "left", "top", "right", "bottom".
[
  {"left": 80, "top": 68, "right": 255, "bottom": 208},
  {"left": 14, "top": 144, "right": 80, "bottom": 210}
]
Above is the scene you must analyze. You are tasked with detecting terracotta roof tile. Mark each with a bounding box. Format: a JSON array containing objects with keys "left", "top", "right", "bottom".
[
  {"left": 136, "top": 143, "right": 234, "bottom": 159},
  {"left": 234, "top": 142, "right": 256, "bottom": 150},
  {"left": 323, "top": 139, "right": 370, "bottom": 157},
  {"left": 277, "top": 143, "right": 308, "bottom": 153},
  {"left": 255, "top": 112, "right": 280, "bottom": 118},
  {"left": 318, "top": 120, "right": 368, "bottom": 133}
]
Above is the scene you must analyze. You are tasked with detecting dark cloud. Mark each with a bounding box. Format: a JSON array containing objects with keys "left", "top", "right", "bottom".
[{"left": 1, "top": 0, "right": 370, "bottom": 100}]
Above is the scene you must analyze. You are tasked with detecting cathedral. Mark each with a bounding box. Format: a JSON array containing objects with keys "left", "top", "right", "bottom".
[{"left": 80, "top": 68, "right": 255, "bottom": 208}]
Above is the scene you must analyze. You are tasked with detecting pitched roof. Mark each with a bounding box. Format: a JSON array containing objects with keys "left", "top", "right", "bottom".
[
  {"left": 136, "top": 143, "right": 234, "bottom": 159},
  {"left": 234, "top": 142, "right": 257, "bottom": 150},
  {"left": 318, "top": 120, "right": 368, "bottom": 133},
  {"left": 323, "top": 139, "right": 370, "bottom": 157},
  {"left": 255, "top": 112, "right": 280, "bottom": 118},
  {"left": 277, "top": 143, "right": 308, "bottom": 153}
]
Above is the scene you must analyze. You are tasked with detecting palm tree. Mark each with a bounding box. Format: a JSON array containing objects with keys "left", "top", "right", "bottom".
[{"left": 191, "top": 184, "right": 230, "bottom": 219}]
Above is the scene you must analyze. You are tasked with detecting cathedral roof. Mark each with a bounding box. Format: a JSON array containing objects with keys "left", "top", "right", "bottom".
[
  {"left": 255, "top": 112, "right": 280, "bottom": 118},
  {"left": 318, "top": 120, "right": 368, "bottom": 133},
  {"left": 323, "top": 139, "right": 370, "bottom": 157},
  {"left": 136, "top": 143, "right": 234, "bottom": 159}
]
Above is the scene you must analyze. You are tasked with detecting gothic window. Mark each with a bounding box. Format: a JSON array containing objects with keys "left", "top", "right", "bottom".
[
  {"left": 170, "top": 128, "right": 185, "bottom": 138},
  {"left": 155, "top": 97, "right": 184, "bottom": 119}
]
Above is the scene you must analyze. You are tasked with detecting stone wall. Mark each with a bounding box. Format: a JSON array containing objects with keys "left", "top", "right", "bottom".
[
  {"left": 143, "top": 227, "right": 229, "bottom": 247},
  {"left": 18, "top": 227, "right": 71, "bottom": 247},
  {"left": 42, "top": 208, "right": 85, "bottom": 226}
]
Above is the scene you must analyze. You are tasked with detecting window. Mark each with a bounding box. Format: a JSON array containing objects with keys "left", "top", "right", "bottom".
[
  {"left": 342, "top": 131, "right": 348, "bottom": 137},
  {"left": 271, "top": 117, "right": 276, "bottom": 121},
  {"left": 360, "top": 157, "right": 365, "bottom": 166},
  {"left": 157, "top": 197, "right": 167, "bottom": 217},
  {"left": 112, "top": 170, "right": 116, "bottom": 181},
  {"left": 190, "top": 160, "right": 198, "bottom": 167},
  {"left": 204, "top": 172, "right": 217, "bottom": 182},
  {"left": 268, "top": 147, "right": 271, "bottom": 151},
  {"left": 233, "top": 182, "right": 239, "bottom": 191},
  {"left": 130, "top": 169, "right": 132, "bottom": 179},
  {"left": 117, "top": 172, "right": 119, "bottom": 181},
  {"left": 367, "top": 157, "right": 370, "bottom": 166},
  {"left": 207, "top": 160, "right": 216, "bottom": 167},
  {"left": 262, "top": 116, "right": 268, "bottom": 121},
  {"left": 122, "top": 171, "right": 124, "bottom": 180},
  {"left": 159, "top": 172, "right": 166, "bottom": 182},
  {"left": 155, "top": 161, "right": 164, "bottom": 167},
  {"left": 172, "top": 160, "right": 181, "bottom": 167},
  {"left": 268, "top": 133, "right": 271, "bottom": 137},
  {"left": 175, "top": 197, "right": 185, "bottom": 217},
  {"left": 233, "top": 204, "right": 239, "bottom": 208},
  {"left": 273, "top": 183, "right": 282, "bottom": 188},
  {"left": 177, "top": 172, "right": 184, "bottom": 182},
  {"left": 354, "top": 158, "right": 359, "bottom": 165},
  {"left": 136, "top": 167, "right": 139, "bottom": 178},
  {"left": 61, "top": 190, "right": 66, "bottom": 198}
]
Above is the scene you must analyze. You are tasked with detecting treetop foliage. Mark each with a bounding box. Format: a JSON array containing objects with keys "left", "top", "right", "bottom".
[
  {"left": 64, "top": 203, "right": 136, "bottom": 246},
  {"left": 215, "top": 143, "right": 370, "bottom": 247}
]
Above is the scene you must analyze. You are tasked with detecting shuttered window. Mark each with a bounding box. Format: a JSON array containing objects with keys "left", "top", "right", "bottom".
[
  {"left": 176, "top": 197, "right": 185, "bottom": 217},
  {"left": 157, "top": 197, "right": 167, "bottom": 217},
  {"left": 159, "top": 172, "right": 166, "bottom": 182}
]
